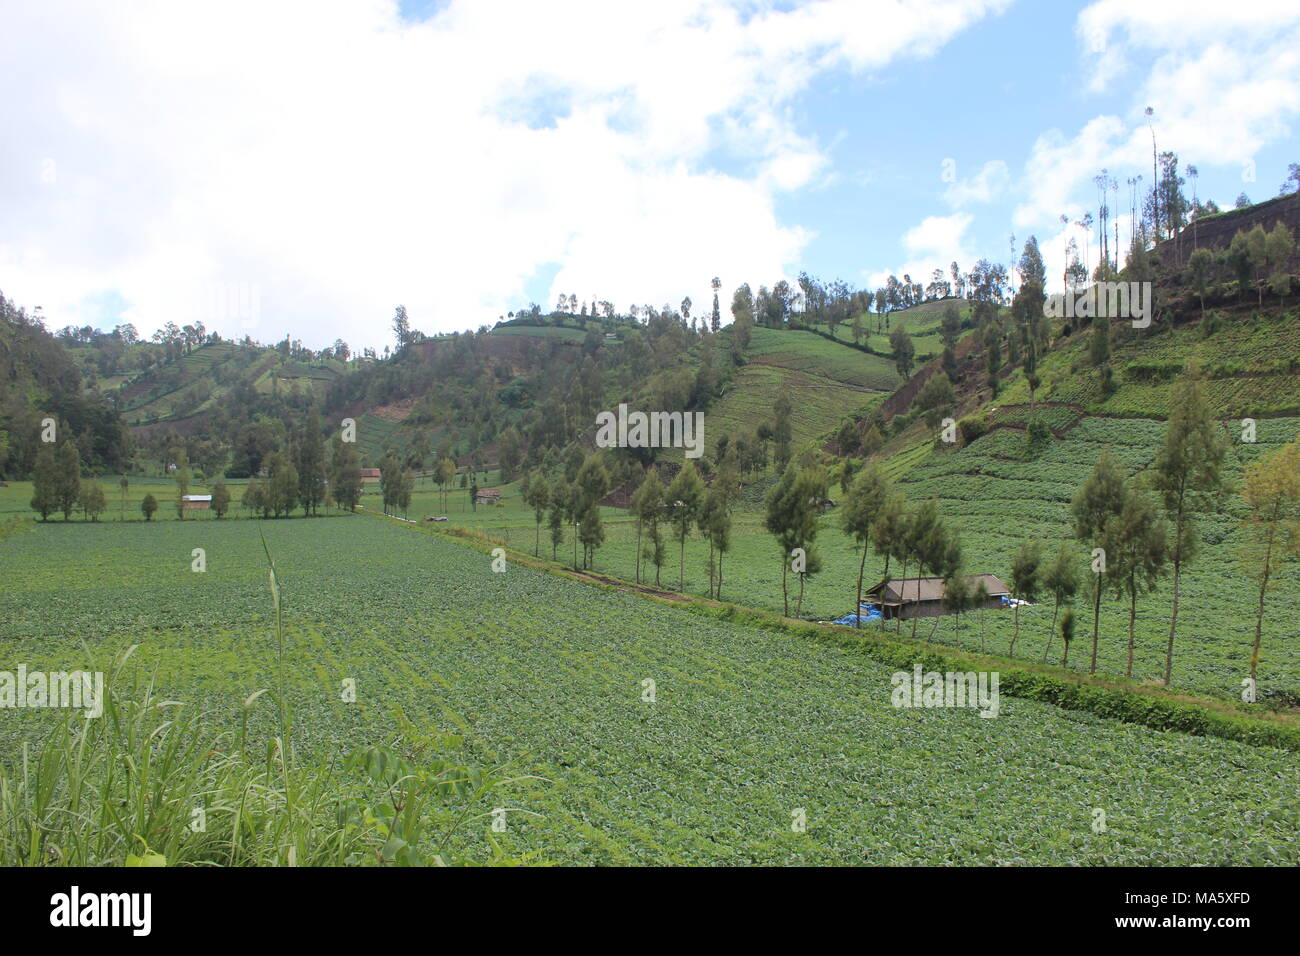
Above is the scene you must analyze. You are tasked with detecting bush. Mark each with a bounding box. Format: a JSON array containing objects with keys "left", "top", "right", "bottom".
[{"left": 957, "top": 415, "right": 990, "bottom": 446}]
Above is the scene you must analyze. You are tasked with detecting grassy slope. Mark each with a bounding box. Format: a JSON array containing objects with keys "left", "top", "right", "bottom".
[
  {"left": 690, "top": 327, "right": 894, "bottom": 458},
  {"left": 1, "top": 516, "right": 1295, "bottom": 865}
]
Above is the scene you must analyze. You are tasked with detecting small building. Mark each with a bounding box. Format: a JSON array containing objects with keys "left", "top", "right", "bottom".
[
  {"left": 866, "top": 574, "right": 1010, "bottom": 621},
  {"left": 181, "top": 494, "right": 212, "bottom": 512},
  {"left": 359, "top": 468, "right": 382, "bottom": 484},
  {"left": 474, "top": 488, "right": 503, "bottom": 505}
]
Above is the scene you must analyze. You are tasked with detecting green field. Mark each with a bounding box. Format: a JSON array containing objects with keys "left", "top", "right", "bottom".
[
  {"left": 398, "top": 418, "right": 1300, "bottom": 703},
  {"left": 745, "top": 326, "right": 901, "bottom": 391},
  {"left": 1, "top": 516, "right": 1296, "bottom": 864},
  {"left": 997, "top": 309, "right": 1300, "bottom": 417}
]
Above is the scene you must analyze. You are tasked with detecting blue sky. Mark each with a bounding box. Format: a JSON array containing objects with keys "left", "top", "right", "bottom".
[{"left": 2, "top": 0, "right": 1297, "bottom": 348}]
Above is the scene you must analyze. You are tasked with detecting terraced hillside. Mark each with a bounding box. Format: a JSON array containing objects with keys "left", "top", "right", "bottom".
[
  {"left": 700, "top": 327, "right": 896, "bottom": 456},
  {"left": 997, "top": 310, "right": 1300, "bottom": 418},
  {"left": 116, "top": 342, "right": 346, "bottom": 426}
]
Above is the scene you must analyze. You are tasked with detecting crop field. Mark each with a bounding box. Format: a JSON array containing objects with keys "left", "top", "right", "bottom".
[
  {"left": 418, "top": 414, "right": 1300, "bottom": 703},
  {"left": 999, "top": 311, "right": 1300, "bottom": 417},
  {"left": 884, "top": 413, "right": 1300, "bottom": 698},
  {"left": 1, "top": 516, "right": 1296, "bottom": 864},
  {"left": 489, "top": 324, "right": 589, "bottom": 343},
  {"left": 853, "top": 303, "right": 961, "bottom": 356},
  {"left": 744, "top": 327, "right": 900, "bottom": 391},
  {"left": 696, "top": 363, "right": 882, "bottom": 458},
  {"left": 0, "top": 476, "right": 222, "bottom": 522}
]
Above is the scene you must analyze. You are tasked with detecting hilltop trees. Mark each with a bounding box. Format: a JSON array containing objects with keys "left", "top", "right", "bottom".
[
  {"left": 730, "top": 283, "right": 753, "bottom": 359},
  {"left": 1240, "top": 437, "right": 1300, "bottom": 685},
  {"left": 1151, "top": 365, "right": 1226, "bottom": 684},
  {"left": 391, "top": 305, "right": 412, "bottom": 351}
]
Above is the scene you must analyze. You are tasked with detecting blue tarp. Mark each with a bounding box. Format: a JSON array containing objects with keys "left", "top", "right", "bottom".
[{"left": 833, "top": 606, "right": 882, "bottom": 626}]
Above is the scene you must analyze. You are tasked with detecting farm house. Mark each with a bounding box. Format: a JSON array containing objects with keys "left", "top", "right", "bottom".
[
  {"left": 474, "top": 488, "right": 503, "bottom": 505},
  {"left": 866, "top": 574, "right": 1010, "bottom": 621},
  {"left": 181, "top": 494, "right": 211, "bottom": 512},
  {"left": 359, "top": 468, "right": 381, "bottom": 484}
]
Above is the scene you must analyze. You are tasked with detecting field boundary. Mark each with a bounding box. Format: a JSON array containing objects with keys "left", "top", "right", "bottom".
[
  {"left": 365, "top": 510, "right": 1300, "bottom": 753},
  {"left": 0, "top": 517, "right": 35, "bottom": 544}
]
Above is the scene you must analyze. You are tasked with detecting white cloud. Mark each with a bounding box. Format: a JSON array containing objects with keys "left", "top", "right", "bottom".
[
  {"left": 866, "top": 212, "right": 974, "bottom": 289},
  {"left": 0, "top": 0, "right": 1007, "bottom": 349},
  {"left": 944, "top": 159, "right": 1010, "bottom": 207},
  {"left": 1015, "top": 2, "right": 1300, "bottom": 231}
]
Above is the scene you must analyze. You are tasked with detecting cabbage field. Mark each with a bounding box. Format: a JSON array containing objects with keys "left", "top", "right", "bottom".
[{"left": 1, "top": 516, "right": 1296, "bottom": 864}]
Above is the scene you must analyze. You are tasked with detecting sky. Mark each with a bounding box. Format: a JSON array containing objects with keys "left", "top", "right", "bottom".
[{"left": 1, "top": 0, "right": 1298, "bottom": 352}]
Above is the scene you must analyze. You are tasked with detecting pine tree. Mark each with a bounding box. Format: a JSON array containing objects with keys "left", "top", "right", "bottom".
[
  {"left": 55, "top": 441, "right": 81, "bottom": 520},
  {"left": 1040, "top": 543, "right": 1080, "bottom": 663},
  {"left": 1007, "top": 539, "right": 1042, "bottom": 656},
  {"left": 1071, "top": 448, "right": 1127, "bottom": 674},
  {"left": 330, "top": 438, "right": 362, "bottom": 512},
  {"left": 1239, "top": 437, "right": 1300, "bottom": 684},
  {"left": 296, "top": 411, "right": 327, "bottom": 516},
  {"left": 1100, "top": 487, "right": 1168, "bottom": 678},
  {"left": 29, "top": 444, "right": 58, "bottom": 520},
  {"left": 1151, "top": 364, "right": 1226, "bottom": 684},
  {"left": 666, "top": 461, "right": 704, "bottom": 589},
  {"left": 841, "top": 463, "right": 890, "bottom": 627},
  {"left": 629, "top": 468, "right": 663, "bottom": 584}
]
